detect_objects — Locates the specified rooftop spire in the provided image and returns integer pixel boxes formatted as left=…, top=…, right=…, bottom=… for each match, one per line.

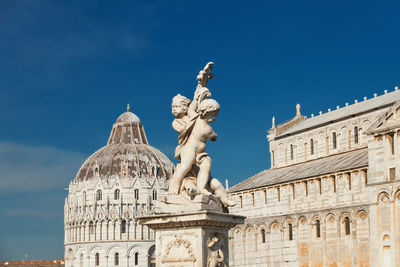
left=127, top=103, right=130, bottom=112
left=296, top=103, right=301, bottom=116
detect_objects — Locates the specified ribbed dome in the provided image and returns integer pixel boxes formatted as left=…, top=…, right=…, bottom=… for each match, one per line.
left=116, top=111, right=141, bottom=123
left=74, top=109, right=172, bottom=182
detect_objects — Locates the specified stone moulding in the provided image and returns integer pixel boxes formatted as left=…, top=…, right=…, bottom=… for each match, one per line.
left=138, top=211, right=245, bottom=230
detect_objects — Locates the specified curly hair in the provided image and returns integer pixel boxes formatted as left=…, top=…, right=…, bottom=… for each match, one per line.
left=199, top=98, right=220, bottom=115
left=172, top=94, right=191, bottom=109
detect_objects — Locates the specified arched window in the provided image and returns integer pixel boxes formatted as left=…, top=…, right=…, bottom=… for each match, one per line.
left=310, top=139, right=314, bottom=155
left=264, top=190, right=267, bottom=204
left=121, top=220, right=126, bottom=234
left=347, top=173, right=352, bottom=190
left=152, top=190, right=157, bottom=200
left=332, top=132, right=337, bottom=149
left=290, top=144, right=294, bottom=160
left=290, top=184, right=295, bottom=199
left=260, top=229, right=266, bottom=243
left=95, top=253, right=99, bottom=266
left=363, top=170, right=368, bottom=185
left=317, top=178, right=322, bottom=194
left=89, top=221, right=94, bottom=235
left=354, top=126, right=359, bottom=144
left=114, top=252, right=119, bottom=266
left=96, top=190, right=102, bottom=201
left=277, top=187, right=280, bottom=201
left=114, top=189, right=120, bottom=200
left=94, top=167, right=99, bottom=178
left=316, top=220, right=321, bottom=238
left=135, top=252, right=139, bottom=265
left=389, top=133, right=395, bottom=155
left=345, top=217, right=351, bottom=235
left=304, top=181, right=308, bottom=196
left=288, top=223, right=293, bottom=240
left=134, top=189, right=139, bottom=200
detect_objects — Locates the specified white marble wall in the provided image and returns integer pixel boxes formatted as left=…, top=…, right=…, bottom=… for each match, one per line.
left=268, top=109, right=384, bottom=169
left=65, top=175, right=164, bottom=267
left=229, top=100, right=400, bottom=266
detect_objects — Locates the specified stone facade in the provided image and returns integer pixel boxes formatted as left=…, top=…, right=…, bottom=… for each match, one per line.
left=64, top=108, right=173, bottom=267
left=229, top=89, right=400, bottom=267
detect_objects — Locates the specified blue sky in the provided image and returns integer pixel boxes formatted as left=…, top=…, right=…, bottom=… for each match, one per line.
left=1, top=0, right=400, bottom=260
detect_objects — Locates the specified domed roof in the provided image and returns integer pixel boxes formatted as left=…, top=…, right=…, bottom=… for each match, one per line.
left=116, top=111, right=141, bottom=123
left=74, top=107, right=173, bottom=182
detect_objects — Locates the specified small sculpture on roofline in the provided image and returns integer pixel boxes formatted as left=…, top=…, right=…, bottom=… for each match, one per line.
left=164, top=62, right=235, bottom=210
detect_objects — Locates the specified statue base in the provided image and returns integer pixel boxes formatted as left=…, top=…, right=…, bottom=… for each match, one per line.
left=138, top=211, right=245, bottom=267
left=154, top=193, right=227, bottom=214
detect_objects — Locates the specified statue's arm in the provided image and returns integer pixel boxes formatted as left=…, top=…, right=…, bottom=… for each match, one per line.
left=172, top=120, right=186, bottom=134
left=188, top=100, right=198, bottom=118
left=209, top=130, right=218, bottom=141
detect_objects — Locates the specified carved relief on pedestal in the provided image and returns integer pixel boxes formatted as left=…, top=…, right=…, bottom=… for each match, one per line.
left=207, top=233, right=227, bottom=267
left=161, top=234, right=196, bottom=266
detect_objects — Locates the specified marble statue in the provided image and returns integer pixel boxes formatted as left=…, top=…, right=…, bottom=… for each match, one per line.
left=168, top=62, right=235, bottom=208
left=139, top=63, right=245, bottom=266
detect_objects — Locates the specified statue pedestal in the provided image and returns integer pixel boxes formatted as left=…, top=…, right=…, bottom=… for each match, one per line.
left=138, top=211, right=245, bottom=267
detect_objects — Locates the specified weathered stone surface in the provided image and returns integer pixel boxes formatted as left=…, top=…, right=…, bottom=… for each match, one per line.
left=139, top=211, right=245, bottom=267
left=155, top=193, right=226, bottom=214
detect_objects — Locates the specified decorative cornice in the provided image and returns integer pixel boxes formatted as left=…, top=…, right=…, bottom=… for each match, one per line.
left=138, top=211, right=245, bottom=230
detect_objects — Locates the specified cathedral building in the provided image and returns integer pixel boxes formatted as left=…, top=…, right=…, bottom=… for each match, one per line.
left=64, top=107, right=173, bottom=267
left=228, top=88, right=400, bottom=267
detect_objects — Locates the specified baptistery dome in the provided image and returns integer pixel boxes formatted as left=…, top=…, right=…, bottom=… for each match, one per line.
left=75, top=109, right=172, bottom=183
left=64, top=107, right=173, bottom=267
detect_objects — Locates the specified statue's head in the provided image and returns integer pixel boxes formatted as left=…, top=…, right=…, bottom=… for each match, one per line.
left=199, top=98, right=220, bottom=123
left=171, top=94, right=190, bottom=118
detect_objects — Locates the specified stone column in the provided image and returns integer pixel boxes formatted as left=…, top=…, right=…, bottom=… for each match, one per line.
left=139, top=211, right=244, bottom=267
left=134, top=220, right=137, bottom=239
left=112, top=220, right=116, bottom=240
left=105, top=255, right=109, bottom=267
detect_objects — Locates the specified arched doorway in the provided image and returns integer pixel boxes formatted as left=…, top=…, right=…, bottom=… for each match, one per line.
left=148, top=245, right=155, bottom=267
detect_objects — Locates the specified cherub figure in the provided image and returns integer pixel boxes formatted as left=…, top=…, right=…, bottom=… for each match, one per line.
left=169, top=93, right=235, bottom=207
left=207, top=233, right=227, bottom=267
left=169, top=95, right=219, bottom=195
